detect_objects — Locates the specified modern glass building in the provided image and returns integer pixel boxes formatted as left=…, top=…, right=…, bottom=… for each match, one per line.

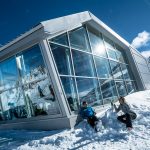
left=0, top=11, right=150, bottom=130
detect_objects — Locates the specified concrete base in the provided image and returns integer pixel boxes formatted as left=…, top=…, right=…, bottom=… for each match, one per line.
left=0, top=117, right=74, bottom=131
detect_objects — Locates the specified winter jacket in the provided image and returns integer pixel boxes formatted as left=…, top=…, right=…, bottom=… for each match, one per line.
left=114, top=103, right=131, bottom=114
left=114, top=102, right=137, bottom=120
left=80, top=106, right=95, bottom=119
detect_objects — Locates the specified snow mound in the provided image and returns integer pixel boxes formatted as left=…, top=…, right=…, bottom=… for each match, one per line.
left=1, top=90, right=150, bottom=150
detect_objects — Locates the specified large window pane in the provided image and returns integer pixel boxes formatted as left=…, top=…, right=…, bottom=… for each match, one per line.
left=72, top=50, right=96, bottom=77
left=0, top=57, right=18, bottom=90
left=16, top=45, right=60, bottom=117
left=76, top=78, right=102, bottom=106
left=50, top=33, right=69, bottom=46
left=104, top=36, right=115, bottom=50
left=69, top=27, right=90, bottom=52
left=115, top=44, right=126, bottom=63
left=61, top=77, right=78, bottom=111
left=126, top=81, right=136, bottom=94
left=16, top=45, right=48, bottom=84
left=0, top=87, right=27, bottom=121
left=115, top=81, right=127, bottom=97
left=94, top=57, right=112, bottom=78
left=115, top=49, right=125, bottom=63
left=88, top=28, right=107, bottom=57
left=100, top=79, right=118, bottom=104
left=120, top=64, right=132, bottom=80
left=107, top=49, right=117, bottom=60
left=23, top=78, right=60, bottom=116
left=51, top=44, right=73, bottom=75
left=110, top=60, right=123, bottom=79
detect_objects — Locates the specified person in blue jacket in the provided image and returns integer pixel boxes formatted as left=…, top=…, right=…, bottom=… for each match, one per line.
left=80, top=101, right=99, bottom=130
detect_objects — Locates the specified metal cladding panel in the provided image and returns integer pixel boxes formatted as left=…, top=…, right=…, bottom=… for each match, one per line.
left=140, top=73, right=150, bottom=89
left=137, top=63, right=150, bottom=74
left=41, top=11, right=91, bottom=34
left=131, top=47, right=150, bottom=89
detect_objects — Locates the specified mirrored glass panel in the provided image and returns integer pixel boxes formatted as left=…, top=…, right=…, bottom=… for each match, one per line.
left=107, top=49, right=117, bottom=60
left=50, top=33, right=69, bottom=46
left=104, top=36, right=115, bottom=50
left=69, top=27, right=90, bottom=52
left=0, top=57, right=18, bottom=91
left=88, top=28, right=107, bottom=57
left=126, top=81, right=136, bottom=94
left=23, top=78, right=60, bottom=116
left=51, top=44, right=73, bottom=75
left=115, top=44, right=126, bottom=63
left=120, top=64, right=131, bottom=80
left=115, top=49, right=125, bottom=63
left=0, top=87, right=27, bottom=120
left=72, top=50, right=96, bottom=77
left=61, top=77, right=78, bottom=111
left=16, top=45, right=60, bottom=116
left=115, top=81, right=127, bottom=96
left=100, top=79, right=118, bottom=103
left=110, top=60, right=123, bottom=79
left=76, top=78, right=102, bottom=106
left=94, top=56, right=112, bottom=78
left=16, top=45, right=48, bottom=84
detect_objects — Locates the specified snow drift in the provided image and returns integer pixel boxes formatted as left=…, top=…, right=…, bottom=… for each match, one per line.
left=0, top=90, right=150, bottom=150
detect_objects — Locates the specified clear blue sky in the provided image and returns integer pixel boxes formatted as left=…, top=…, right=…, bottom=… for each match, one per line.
left=0, top=0, right=150, bottom=52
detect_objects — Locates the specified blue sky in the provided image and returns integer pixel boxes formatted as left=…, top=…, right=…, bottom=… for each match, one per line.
left=0, top=0, right=150, bottom=57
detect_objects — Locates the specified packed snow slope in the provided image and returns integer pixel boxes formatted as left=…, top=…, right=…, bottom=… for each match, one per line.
left=1, top=90, right=150, bottom=150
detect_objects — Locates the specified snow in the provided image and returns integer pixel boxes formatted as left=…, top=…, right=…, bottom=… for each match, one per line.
left=1, top=90, right=150, bottom=150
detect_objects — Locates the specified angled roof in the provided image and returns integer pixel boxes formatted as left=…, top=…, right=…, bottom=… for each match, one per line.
left=0, top=11, right=132, bottom=52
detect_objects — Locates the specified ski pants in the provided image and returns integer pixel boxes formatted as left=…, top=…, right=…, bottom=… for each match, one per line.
left=87, top=115, right=99, bottom=128
left=117, top=113, right=132, bottom=128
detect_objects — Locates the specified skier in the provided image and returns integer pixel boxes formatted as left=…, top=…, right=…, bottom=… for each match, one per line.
left=113, top=96, right=137, bottom=131
left=80, top=101, right=99, bottom=131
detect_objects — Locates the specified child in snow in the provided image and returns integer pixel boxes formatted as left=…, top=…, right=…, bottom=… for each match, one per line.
left=80, top=101, right=99, bottom=131
left=114, top=97, right=136, bottom=131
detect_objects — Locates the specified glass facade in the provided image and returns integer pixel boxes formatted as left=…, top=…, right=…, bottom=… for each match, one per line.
left=49, top=25, right=136, bottom=111
left=0, top=45, right=60, bottom=121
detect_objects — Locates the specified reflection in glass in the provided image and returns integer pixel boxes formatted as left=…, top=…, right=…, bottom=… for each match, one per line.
left=69, top=27, right=90, bottom=52
left=16, top=45, right=47, bottom=84
left=126, top=81, right=135, bottom=94
left=110, top=60, right=123, bottom=79
left=95, top=57, right=112, bottom=78
left=88, top=28, right=107, bottom=57
left=76, top=78, right=102, bottom=106
left=51, top=44, right=73, bottom=75
left=107, top=49, right=117, bottom=60
left=115, top=49, right=125, bottom=63
left=115, top=81, right=127, bottom=96
left=72, top=50, right=95, bottom=77
left=0, top=57, right=18, bottom=90
left=100, top=79, right=118, bottom=103
left=120, top=64, right=131, bottom=80
left=50, top=33, right=69, bottom=46
left=0, top=87, right=27, bottom=120
left=61, top=77, right=78, bottom=111
left=104, top=36, right=115, bottom=49
left=23, top=78, right=60, bottom=116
